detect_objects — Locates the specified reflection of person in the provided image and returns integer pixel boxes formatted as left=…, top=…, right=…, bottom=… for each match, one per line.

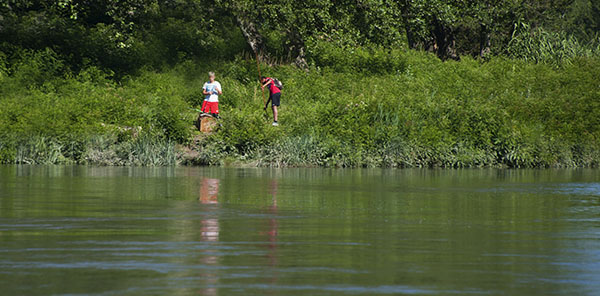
left=201, top=219, right=219, bottom=243
left=266, top=180, right=278, bottom=268
left=200, top=215, right=219, bottom=295
left=199, top=177, right=220, bottom=296
left=199, top=177, right=219, bottom=204
left=268, top=180, right=278, bottom=238
left=201, top=72, right=222, bottom=117
left=199, top=177, right=219, bottom=242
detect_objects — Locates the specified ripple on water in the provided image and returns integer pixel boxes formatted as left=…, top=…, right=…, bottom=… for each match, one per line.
left=555, top=183, right=600, bottom=197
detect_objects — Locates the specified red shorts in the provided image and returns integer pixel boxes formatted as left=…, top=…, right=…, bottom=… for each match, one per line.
left=201, top=101, right=219, bottom=114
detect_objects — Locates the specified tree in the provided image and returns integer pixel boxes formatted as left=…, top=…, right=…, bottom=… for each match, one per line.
left=213, top=0, right=265, bottom=56
left=563, top=0, right=600, bottom=41
left=398, top=0, right=462, bottom=60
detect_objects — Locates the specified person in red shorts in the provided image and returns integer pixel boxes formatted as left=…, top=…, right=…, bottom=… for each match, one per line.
left=261, top=76, right=281, bottom=126
left=202, top=72, right=222, bottom=117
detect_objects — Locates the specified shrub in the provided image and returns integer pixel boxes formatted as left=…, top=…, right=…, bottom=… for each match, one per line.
left=306, top=40, right=407, bottom=74
left=1, top=46, right=599, bottom=168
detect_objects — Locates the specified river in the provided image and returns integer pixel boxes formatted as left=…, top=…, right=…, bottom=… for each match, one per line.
left=0, top=166, right=599, bottom=295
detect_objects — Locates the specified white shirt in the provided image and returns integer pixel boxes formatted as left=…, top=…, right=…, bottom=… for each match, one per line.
left=203, top=81, right=222, bottom=102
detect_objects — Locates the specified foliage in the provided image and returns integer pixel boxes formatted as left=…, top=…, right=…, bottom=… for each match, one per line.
left=1, top=1, right=600, bottom=168
left=2, top=0, right=599, bottom=68
left=507, top=22, right=600, bottom=66
left=306, top=40, right=407, bottom=74
left=1, top=45, right=599, bottom=167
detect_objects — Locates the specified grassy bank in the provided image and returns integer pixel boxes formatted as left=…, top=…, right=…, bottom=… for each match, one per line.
left=1, top=49, right=599, bottom=168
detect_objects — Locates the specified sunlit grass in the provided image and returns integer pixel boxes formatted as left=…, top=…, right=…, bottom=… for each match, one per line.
left=1, top=47, right=599, bottom=168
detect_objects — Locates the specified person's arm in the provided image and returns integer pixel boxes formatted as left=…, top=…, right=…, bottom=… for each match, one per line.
left=262, top=80, right=271, bottom=109
left=202, top=83, right=211, bottom=95
left=261, top=79, right=272, bottom=89
left=215, top=83, right=222, bottom=95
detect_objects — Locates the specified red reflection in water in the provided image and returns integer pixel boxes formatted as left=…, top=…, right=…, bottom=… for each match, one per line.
left=199, top=177, right=220, bottom=296
left=199, top=178, right=219, bottom=205
left=268, top=180, right=279, bottom=249
left=266, top=180, right=279, bottom=290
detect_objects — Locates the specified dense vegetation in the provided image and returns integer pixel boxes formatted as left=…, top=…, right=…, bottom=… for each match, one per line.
left=1, top=0, right=599, bottom=167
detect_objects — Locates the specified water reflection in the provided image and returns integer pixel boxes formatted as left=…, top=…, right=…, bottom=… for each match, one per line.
left=199, top=177, right=220, bottom=296
left=1, top=166, right=600, bottom=295
left=199, top=178, right=220, bottom=205
left=265, top=180, right=279, bottom=281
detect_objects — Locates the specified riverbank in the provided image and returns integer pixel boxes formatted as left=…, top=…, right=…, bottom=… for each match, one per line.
left=1, top=50, right=599, bottom=168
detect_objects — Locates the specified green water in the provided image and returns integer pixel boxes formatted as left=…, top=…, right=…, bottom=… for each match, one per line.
left=0, top=166, right=599, bottom=295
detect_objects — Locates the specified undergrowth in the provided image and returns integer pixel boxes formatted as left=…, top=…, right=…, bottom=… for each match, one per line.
left=1, top=47, right=599, bottom=168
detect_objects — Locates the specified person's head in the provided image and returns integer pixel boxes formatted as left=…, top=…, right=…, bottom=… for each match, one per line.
left=208, top=71, right=216, bottom=82
left=261, top=76, right=267, bottom=83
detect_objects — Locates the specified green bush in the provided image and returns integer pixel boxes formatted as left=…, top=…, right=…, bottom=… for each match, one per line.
left=0, top=45, right=599, bottom=168
left=306, top=40, right=407, bottom=74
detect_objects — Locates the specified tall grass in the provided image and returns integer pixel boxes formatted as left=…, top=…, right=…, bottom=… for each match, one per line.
left=507, top=22, right=600, bottom=66
left=0, top=135, right=177, bottom=166
left=15, top=137, right=67, bottom=165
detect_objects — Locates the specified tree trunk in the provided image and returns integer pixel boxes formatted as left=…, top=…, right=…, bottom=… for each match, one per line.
left=399, top=1, right=419, bottom=50
left=285, top=29, right=309, bottom=71
left=235, top=13, right=265, bottom=56
left=479, top=24, right=491, bottom=58
left=293, top=46, right=309, bottom=71
left=432, top=18, right=459, bottom=60
left=404, top=23, right=418, bottom=49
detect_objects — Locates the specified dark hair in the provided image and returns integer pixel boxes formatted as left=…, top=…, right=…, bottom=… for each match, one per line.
left=260, top=76, right=267, bottom=80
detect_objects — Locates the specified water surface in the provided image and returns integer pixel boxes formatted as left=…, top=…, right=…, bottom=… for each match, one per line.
left=1, top=166, right=599, bottom=295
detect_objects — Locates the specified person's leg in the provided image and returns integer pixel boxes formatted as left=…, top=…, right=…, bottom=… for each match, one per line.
left=271, top=93, right=280, bottom=125
left=210, top=102, right=219, bottom=118
left=201, top=100, right=208, bottom=113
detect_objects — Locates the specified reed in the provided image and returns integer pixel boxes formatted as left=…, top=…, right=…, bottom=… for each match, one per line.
left=507, top=22, right=600, bottom=66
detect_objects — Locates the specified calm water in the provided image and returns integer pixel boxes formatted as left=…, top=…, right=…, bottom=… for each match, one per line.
left=0, top=166, right=599, bottom=296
